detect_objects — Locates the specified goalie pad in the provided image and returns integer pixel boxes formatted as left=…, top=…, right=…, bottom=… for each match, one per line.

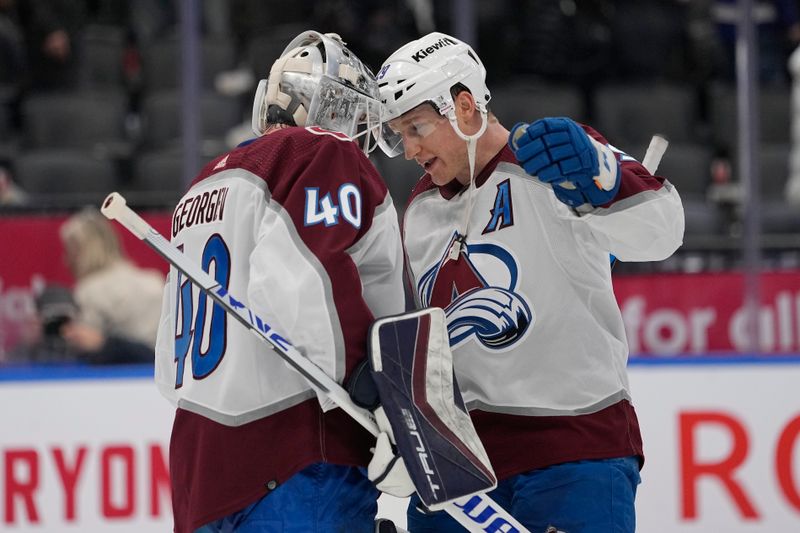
left=368, top=307, right=497, bottom=510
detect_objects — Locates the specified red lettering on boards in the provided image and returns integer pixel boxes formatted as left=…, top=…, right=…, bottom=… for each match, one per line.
left=4, top=449, right=39, bottom=524
left=3, top=443, right=171, bottom=525
left=679, top=411, right=759, bottom=519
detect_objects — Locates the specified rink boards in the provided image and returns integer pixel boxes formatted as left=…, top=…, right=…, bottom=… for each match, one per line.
left=1, top=358, right=799, bottom=532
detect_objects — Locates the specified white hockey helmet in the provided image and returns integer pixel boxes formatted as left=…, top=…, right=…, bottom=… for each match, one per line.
left=376, top=32, right=491, bottom=157
left=251, top=30, right=383, bottom=153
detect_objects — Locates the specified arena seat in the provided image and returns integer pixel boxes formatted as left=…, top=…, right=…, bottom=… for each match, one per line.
left=489, top=79, right=585, bottom=126
left=21, top=91, right=130, bottom=156
left=141, top=37, right=237, bottom=92
left=594, top=82, right=698, bottom=147
left=140, top=90, right=241, bottom=156
left=13, top=149, right=119, bottom=204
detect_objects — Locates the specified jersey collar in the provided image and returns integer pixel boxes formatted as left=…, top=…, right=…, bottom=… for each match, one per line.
left=438, top=145, right=515, bottom=200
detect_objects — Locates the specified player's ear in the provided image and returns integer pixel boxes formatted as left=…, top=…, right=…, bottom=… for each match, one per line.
left=454, top=91, right=475, bottom=118
left=454, top=91, right=480, bottom=135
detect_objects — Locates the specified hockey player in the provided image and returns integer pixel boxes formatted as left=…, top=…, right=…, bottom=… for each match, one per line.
left=371, top=32, right=685, bottom=532
left=154, top=31, right=405, bottom=533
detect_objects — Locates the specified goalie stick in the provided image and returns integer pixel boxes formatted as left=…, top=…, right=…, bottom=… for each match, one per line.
left=642, top=134, right=668, bottom=175
left=100, top=192, right=531, bottom=533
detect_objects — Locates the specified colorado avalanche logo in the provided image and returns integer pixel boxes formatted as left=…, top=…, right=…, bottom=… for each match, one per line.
left=418, top=233, right=534, bottom=350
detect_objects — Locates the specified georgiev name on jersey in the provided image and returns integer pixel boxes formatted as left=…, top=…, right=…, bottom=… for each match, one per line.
left=172, top=186, right=230, bottom=238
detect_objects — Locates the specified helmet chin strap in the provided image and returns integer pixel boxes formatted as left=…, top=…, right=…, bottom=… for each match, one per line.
left=447, top=111, right=488, bottom=261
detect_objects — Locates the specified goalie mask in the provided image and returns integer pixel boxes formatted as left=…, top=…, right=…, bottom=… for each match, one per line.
left=251, top=30, right=383, bottom=154
left=376, top=32, right=491, bottom=157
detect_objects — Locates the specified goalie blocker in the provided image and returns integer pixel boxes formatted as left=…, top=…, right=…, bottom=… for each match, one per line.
left=368, top=307, right=497, bottom=510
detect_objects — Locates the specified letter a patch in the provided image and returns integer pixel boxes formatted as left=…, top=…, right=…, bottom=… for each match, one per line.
left=482, top=179, right=513, bottom=234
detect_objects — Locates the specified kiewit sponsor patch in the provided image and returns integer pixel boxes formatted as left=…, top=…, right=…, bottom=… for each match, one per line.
left=411, top=37, right=458, bottom=62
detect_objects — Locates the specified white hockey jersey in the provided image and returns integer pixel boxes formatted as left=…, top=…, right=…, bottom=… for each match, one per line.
left=154, top=127, right=405, bottom=532
left=402, top=126, right=684, bottom=479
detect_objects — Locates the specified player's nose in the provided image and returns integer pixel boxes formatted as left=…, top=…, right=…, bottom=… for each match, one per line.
left=403, top=137, right=420, bottom=161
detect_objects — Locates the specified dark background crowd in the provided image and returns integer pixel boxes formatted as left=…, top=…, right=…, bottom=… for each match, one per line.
left=0, top=0, right=799, bottom=275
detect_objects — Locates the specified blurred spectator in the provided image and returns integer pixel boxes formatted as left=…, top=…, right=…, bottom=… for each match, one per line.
left=0, top=165, right=28, bottom=206
left=16, top=0, right=87, bottom=91
left=5, top=284, right=152, bottom=365
left=59, top=207, right=164, bottom=349
left=712, top=0, right=800, bottom=83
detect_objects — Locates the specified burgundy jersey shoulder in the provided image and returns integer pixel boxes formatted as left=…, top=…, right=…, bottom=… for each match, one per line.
left=194, top=126, right=389, bottom=245
left=197, top=128, right=384, bottom=186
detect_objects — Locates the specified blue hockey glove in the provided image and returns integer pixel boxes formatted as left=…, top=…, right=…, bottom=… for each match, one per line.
left=508, top=117, right=621, bottom=208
